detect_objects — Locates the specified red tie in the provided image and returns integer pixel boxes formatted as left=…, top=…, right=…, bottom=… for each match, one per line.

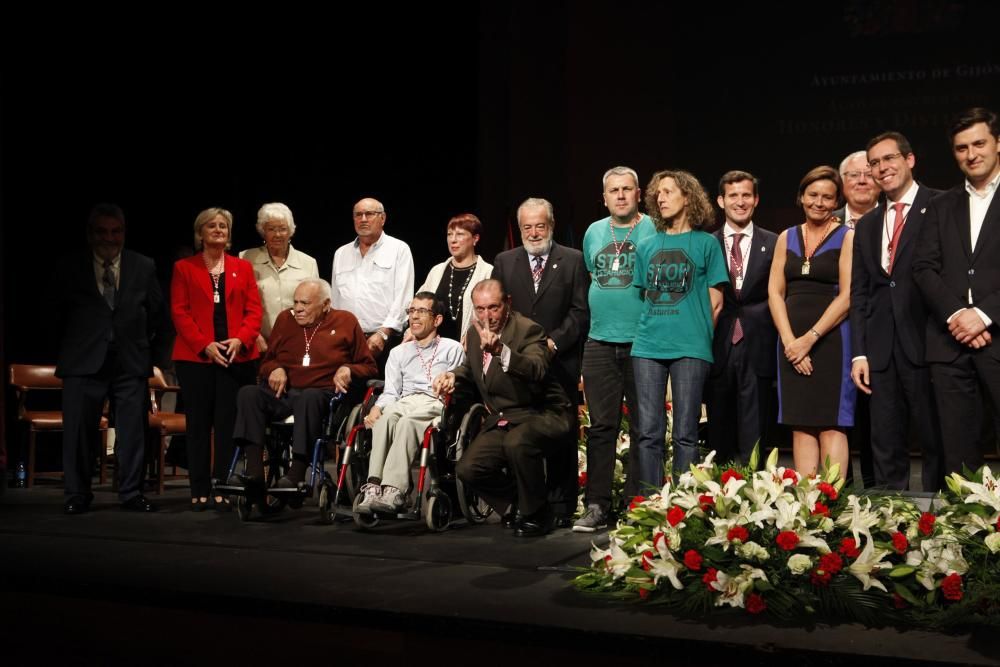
left=887, top=202, right=906, bottom=273
left=730, top=233, right=744, bottom=344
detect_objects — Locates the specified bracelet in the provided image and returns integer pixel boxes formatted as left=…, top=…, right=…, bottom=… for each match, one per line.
left=809, top=328, right=820, bottom=339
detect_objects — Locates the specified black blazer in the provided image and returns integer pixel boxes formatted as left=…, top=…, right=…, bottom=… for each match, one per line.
left=453, top=311, right=570, bottom=431
left=491, top=241, right=589, bottom=396
left=850, top=185, right=939, bottom=370
left=914, top=183, right=1000, bottom=363
left=56, top=249, right=165, bottom=378
left=711, top=227, right=778, bottom=378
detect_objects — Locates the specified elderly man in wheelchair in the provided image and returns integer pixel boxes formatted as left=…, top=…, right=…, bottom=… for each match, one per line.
left=231, top=278, right=377, bottom=494
left=432, top=279, right=573, bottom=538
left=355, top=292, right=466, bottom=514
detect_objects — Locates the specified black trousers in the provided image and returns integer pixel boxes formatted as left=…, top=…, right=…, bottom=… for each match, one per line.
left=706, top=340, right=775, bottom=466
left=62, top=351, right=147, bottom=502
left=175, top=361, right=255, bottom=497
left=456, top=410, right=570, bottom=517
left=233, top=384, right=335, bottom=478
left=930, top=350, right=1000, bottom=477
left=869, top=344, right=943, bottom=491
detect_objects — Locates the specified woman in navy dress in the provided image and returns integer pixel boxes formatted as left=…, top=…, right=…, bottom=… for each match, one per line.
left=768, top=166, right=855, bottom=481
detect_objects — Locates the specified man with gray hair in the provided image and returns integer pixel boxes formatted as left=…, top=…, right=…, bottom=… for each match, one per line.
left=835, top=150, right=879, bottom=229
left=574, top=167, right=655, bottom=532
left=492, top=197, right=589, bottom=528
left=331, top=197, right=415, bottom=368
left=233, top=278, right=378, bottom=488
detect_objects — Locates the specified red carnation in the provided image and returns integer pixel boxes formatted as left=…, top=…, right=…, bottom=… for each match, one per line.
left=641, top=551, right=654, bottom=572
left=653, top=532, right=665, bottom=551
left=891, top=532, right=909, bottom=554
left=638, top=586, right=650, bottom=600
left=629, top=495, right=646, bottom=511
left=812, top=502, right=831, bottom=517
left=782, top=469, right=799, bottom=483
left=667, top=505, right=686, bottom=526
left=810, top=568, right=832, bottom=587
left=746, top=593, right=767, bottom=614
left=893, top=593, right=907, bottom=609
left=698, top=494, right=714, bottom=512
left=727, top=525, right=750, bottom=543
left=776, top=531, right=800, bottom=551
left=838, top=538, right=860, bottom=559
left=702, top=567, right=718, bottom=590
left=683, top=549, right=703, bottom=571
left=918, top=512, right=936, bottom=537
left=577, top=471, right=588, bottom=488
left=941, top=573, right=963, bottom=601
left=817, top=481, right=838, bottom=500
left=720, top=468, right=744, bottom=485
left=818, top=552, right=844, bottom=575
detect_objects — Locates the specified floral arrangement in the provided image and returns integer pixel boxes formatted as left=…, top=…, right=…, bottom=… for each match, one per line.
left=574, top=447, right=1000, bottom=629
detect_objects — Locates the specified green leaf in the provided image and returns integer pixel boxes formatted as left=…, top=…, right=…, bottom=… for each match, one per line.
left=748, top=441, right=761, bottom=471
left=894, top=583, right=922, bottom=606
left=889, top=565, right=916, bottom=578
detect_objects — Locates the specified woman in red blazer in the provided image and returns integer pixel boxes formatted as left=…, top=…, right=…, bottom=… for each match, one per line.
left=171, top=207, right=262, bottom=510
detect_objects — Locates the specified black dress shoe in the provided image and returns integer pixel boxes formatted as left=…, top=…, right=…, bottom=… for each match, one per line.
left=64, top=499, right=90, bottom=515
left=554, top=514, right=573, bottom=529
left=515, top=510, right=553, bottom=538
left=121, top=495, right=158, bottom=512
left=501, top=510, right=519, bottom=529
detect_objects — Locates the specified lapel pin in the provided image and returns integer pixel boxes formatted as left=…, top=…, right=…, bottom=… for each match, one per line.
left=330, top=329, right=336, bottom=335
left=552, top=264, right=558, bottom=269
left=761, top=246, right=766, bottom=252
left=920, top=208, right=926, bottom=214
left=232, top=272, right=237, bottom=277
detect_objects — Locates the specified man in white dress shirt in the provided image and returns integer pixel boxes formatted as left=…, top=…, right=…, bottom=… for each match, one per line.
left=331, top=197, right=415, bottom=370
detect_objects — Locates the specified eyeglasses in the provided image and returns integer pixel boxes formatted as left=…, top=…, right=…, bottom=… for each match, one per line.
left=842, top=170, right=873, bottom=181
left=353, top=210, right=384, bottom=220
left=867, top=153, right=904, bottom=169
left=406, top=307, right=434, bottom=317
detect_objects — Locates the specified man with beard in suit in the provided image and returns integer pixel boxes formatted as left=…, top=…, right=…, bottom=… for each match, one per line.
left=706, top=171, right=778, bottom=466
left=851, top=132, right=943, bottom=491
left=57, top=204, right=164, bottom=514
left=491, top=198, right=589, bottom=527
left=915, top=107, right=1000, bottom=475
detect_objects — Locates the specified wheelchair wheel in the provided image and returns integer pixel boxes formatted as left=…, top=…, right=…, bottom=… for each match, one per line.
left=456, top=477, right=493, bottom=524
left=425, top=493, right=452, bottom=532
left=452, top=403, right=488, bottom=461
left=352, top=490, right=379, bottom=529
left=235, top=495, right=252, bottom=522
left=317, top=479, right=334, bottom=525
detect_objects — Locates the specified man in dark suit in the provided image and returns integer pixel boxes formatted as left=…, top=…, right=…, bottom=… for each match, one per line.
left=914, top=107, right=1000, bottom=475
left=850, top=132, right=943, bottom=491
left=56, top=204, right=164, bottom=514
left=433, top=279, right=572, bottom=537
left=706, top=171, right=778, bottom=465
left=833, top=151, right=880, bottom=489
left=491, top=198, right=589, bottom=526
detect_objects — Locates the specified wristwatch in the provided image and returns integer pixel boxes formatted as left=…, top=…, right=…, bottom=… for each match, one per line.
left=377, top=329, right=389, bottom=341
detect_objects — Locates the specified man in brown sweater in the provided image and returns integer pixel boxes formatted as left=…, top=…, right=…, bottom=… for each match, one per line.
left=233, top=278, right=377, bottom=486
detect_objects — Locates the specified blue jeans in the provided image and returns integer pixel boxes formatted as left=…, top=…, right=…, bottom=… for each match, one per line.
left=632, top=356, right=710, bottom=492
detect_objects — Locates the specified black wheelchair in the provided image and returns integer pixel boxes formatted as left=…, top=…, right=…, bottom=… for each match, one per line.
left=335, top=395, right=494, bottom=531
left=214, top=385, right=378, bottom=523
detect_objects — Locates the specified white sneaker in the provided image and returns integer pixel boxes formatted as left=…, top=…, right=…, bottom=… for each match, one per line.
left=356, top=482, right=382, bottom=514
left=572, top=504, right=608, bottom=533
left=372, top=485, right=406, bottom=513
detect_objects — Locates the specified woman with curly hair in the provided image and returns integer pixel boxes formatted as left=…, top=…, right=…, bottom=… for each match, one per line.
left=630, top=170, right=729, bottom=491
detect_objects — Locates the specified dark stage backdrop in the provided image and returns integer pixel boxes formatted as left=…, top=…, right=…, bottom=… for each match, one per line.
left=2, top=1, right=999, bottom=460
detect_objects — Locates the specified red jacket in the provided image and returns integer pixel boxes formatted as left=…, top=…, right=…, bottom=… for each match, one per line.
left=170, top=253, right=262, bottom=363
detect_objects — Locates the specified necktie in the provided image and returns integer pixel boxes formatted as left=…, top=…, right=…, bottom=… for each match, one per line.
left=847, top=216, right=858, bottom=230
left=730, top=234, right=744, bottom=344
left=532, top=254, right=545, bottom=292
left=887, top=202, right=906, bottom=273
left=102, top=260, right=116, bottom=309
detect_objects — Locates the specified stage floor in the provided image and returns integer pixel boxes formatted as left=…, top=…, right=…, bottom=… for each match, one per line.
left=1, top=481, right=996, bottom=666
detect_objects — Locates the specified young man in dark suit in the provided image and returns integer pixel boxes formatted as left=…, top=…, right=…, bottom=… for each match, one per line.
left=491, top=198, right=589, bottom=527
left=914, top=107, right=1000, bottom=475
left=706, top=171, right=778, bottom=465
left=56, top=204, right=164, bottom=514
left=433, top=279, right=572, bottom=537
left=850, top=132, right=943, bottom=491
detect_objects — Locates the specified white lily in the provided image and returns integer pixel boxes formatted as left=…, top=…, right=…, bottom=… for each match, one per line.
left=711, top=565, right=768, bottom=608
left=835, top=495, right=880, bottom=544
left=592, top=539, right=634, bottom=580
left=647, top=552, right=685, bottom=590
left=954, top=466, right=1000, bottom=512
left=847, top=536, right=890, bottom=592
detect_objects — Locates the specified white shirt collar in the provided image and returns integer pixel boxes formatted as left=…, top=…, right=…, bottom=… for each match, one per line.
left=888, top=180, right=920, bottom=208
left=965, top=169, right=1000, bottom=199
left=723, top=221, right=754, bottom=238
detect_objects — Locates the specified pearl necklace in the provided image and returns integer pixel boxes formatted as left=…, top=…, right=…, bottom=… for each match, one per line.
left=447, top=259, right=476, bottom=320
